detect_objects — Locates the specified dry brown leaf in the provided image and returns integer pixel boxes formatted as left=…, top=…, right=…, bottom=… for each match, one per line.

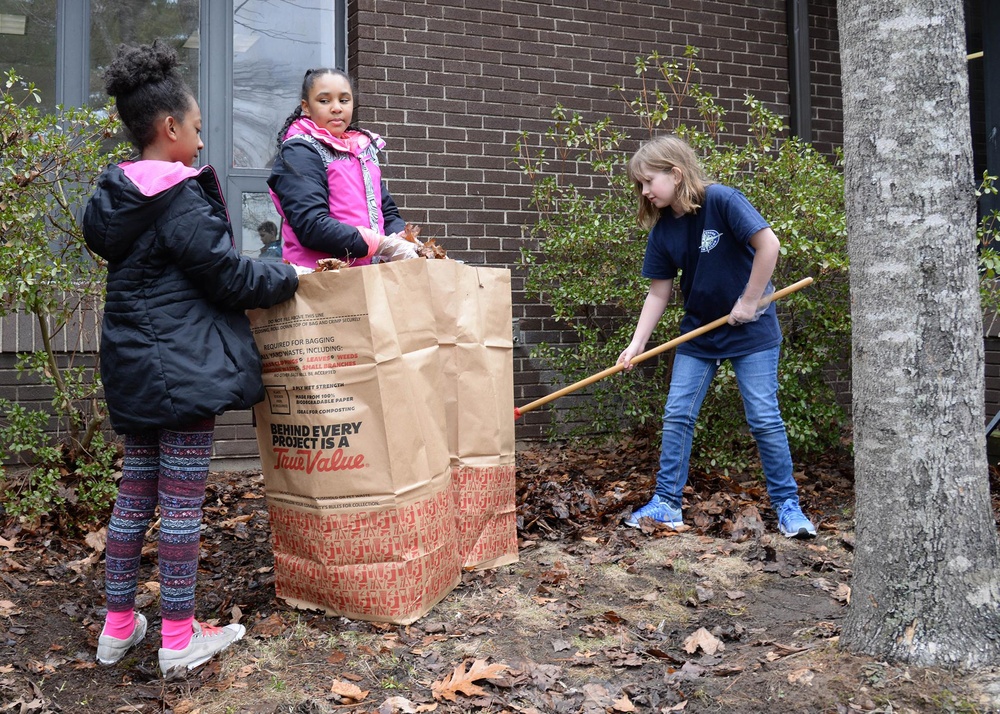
left=171, top=700, right=199, bottom=714
left=84, top=529, right=106, bottom=553
left=682, top=627, right=724, bottom=655
left=253, top=612, right=287, bottom=637
left=401, top=222, right=447, bottom=258
left=612, top=693, right=638, bottom=712
left=236, top=664, right=256, bottom=678
left=0, top=535, right=23, bottom=552
left=331, top=679, right=369, bottom=702
left=0, top=600, right=20, bottom=617
left=314, top=257, right=349, bottom=271
left=380, top=696, right=418, bottom=713
left=431, top=659, right=509, bottom=701
left=66, top=553, right=100, bottom=574
left=219, top=514, right=253, bottom=528
left=788, top=667, right=815, bottom=686
left=834, top=583, right=851, bottom=604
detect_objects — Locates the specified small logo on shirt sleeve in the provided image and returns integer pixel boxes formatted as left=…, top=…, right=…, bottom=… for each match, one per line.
left=700, top=230, right=721, bottom=253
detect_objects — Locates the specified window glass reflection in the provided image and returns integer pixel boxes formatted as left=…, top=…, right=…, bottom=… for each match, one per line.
left=0, top=0, right=56, bottom=111
left=241, top=192, right=284, bottom=261
left=233, top=0, right=339, bottom=169
left=89, top=0, right=200, bottom=108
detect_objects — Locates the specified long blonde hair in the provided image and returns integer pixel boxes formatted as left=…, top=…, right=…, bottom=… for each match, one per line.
left=627, top=135, right=711, bottom=229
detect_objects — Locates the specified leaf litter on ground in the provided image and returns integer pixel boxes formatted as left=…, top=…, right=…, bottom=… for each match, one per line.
left=2, top=436, right=998, bottom=713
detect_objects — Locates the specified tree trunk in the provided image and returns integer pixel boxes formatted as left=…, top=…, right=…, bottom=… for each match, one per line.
left=839, top=0, right=1000, bottom=666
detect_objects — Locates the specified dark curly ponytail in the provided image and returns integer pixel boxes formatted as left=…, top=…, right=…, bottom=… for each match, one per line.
left=275, top=68, right=357, bottom=151
left=104, top=39, right=193, bottom=150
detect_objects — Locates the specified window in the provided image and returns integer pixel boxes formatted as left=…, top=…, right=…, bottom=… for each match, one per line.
left=89, top=0, right=200, bottom=109
left=2, top=0, right=346, bottom=252
left=228, top=0, right=345, bottom=253
left=0, top=0, right=57, bottom=111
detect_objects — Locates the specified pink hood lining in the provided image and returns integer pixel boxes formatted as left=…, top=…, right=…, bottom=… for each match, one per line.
left=120, top=160, right=208, bottom=197
left=285, top=118, right=385, bottom=156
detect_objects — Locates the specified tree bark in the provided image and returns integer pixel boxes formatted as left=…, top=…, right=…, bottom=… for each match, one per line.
left=839, top=0, right=1000, bottom=666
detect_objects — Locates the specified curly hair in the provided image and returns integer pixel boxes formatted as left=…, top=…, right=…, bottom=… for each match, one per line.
left=103, top=39, right=193, bottom=150
left=275, top=68, right=357, bottom=151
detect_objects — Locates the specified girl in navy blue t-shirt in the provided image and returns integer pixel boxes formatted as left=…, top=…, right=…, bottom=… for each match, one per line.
left=616, top=134, right=816, bottom=539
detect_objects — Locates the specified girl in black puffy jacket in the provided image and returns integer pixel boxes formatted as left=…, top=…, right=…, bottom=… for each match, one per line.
left=82, top=40, right=298, bottom=680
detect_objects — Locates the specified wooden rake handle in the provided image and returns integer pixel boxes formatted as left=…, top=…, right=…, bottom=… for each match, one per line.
left=513, top=276, right=814, bottom=419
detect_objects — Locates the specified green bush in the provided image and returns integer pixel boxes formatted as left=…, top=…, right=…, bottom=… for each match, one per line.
left=0, top=69, right=129, bottom=524
left=515, top=49, right=851, bottom=469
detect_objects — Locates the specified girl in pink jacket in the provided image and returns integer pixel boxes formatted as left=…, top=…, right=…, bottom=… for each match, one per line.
left=267, top=68, right=417, bottom=268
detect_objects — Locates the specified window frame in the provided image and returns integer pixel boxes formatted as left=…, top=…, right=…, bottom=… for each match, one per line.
left=46, top=0, right=347, bottom=251
left=201, top=0, right=348, bottom=245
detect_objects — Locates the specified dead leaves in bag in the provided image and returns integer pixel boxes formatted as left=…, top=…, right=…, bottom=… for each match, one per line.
left=311, top=223, right=446, bottom=273
left=401, top=222, right=447, bottom=259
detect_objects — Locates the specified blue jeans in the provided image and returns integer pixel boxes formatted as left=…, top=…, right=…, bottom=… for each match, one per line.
left=654, top=346, right=799, bottom=509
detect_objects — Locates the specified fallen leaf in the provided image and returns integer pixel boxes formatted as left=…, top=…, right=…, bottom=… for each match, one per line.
left=65, top=553, right=99, bottom=574
left=834, top=583, right=851, bottom=604
left=0, top=536, right=23, bottom=552
left=331, top=679, right=369, bottom=702
left=171, top=700, right=199, bottom=714
left=612, top=693, right=637, bottom=711
left=219, top=514, right=253, bottom=528
left=788, top=667, right=815, bottom=686
left=253, top=612, right=287, bottom=637
left=431, top=659, right=509, bottom=701
left=682, top=627, right=724, bottom=655
left=84, top=529, right=106, bottom=553
left=0, top=600, right=20, bottom=617
left=380, top=696, right=418, bottom=713
left=540, top=561, right=571, bottom=584
left=230, top=605, right=243, bottom=624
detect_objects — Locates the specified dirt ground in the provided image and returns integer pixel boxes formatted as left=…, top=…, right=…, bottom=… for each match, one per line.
left=2, top=438, right=999, bottom=714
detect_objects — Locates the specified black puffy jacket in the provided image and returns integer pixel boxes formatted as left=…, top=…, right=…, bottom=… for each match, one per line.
left=83, top=161, right=298, bottom=434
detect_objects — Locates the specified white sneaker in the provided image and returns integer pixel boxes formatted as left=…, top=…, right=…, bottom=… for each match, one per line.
left=158, top=620, right=246, bottom=679
left=96, top=612, right=148, bottom=665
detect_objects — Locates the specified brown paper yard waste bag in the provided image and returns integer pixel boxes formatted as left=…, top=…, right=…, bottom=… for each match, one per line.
left=247, top=259, right=516, bottom=624
left=426, top=260, right=517, bottom=569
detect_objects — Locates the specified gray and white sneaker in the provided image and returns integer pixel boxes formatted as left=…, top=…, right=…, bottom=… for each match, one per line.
left=158, top=620, right=246, bottom=679
left=97, top=612, right=148, bottom=665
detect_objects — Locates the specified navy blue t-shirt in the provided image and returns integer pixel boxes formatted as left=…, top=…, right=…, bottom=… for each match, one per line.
left=641, top=183, right=782, bottom=359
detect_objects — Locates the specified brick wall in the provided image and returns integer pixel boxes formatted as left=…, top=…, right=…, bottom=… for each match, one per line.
left=349, top=0, right=800, bottom=441
left=809, top=0, right=842, bottom=157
